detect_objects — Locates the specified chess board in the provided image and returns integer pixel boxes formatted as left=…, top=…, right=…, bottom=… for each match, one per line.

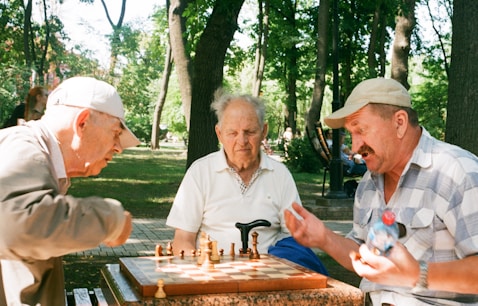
left=119, top=254, right=327, bottom=297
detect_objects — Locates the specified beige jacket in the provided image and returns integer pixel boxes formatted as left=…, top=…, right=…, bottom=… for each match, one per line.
left=0, top=121, right=126, bottom=305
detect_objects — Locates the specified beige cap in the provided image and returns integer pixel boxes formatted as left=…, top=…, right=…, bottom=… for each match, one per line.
left=47, top=77, right=140, bottom=148
left=324, top=78, right=411, bottom=128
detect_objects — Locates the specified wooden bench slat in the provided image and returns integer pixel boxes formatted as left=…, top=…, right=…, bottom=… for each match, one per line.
left=72, top=288, right=92, bottom=306
left=93, top=288, right=111, bottom=306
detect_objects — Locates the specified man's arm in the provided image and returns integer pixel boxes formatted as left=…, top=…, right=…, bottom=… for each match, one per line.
left=171, top=229, right=197, bottom=255
left=428, top=255, right=478, bottom=293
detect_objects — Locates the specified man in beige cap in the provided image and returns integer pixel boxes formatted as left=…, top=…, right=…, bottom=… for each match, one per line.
left=0, top=77, right=140, bottom=305
left=285, top=78, right=478, bottom=305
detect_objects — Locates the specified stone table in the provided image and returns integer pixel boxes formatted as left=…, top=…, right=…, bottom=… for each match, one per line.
left=100, top=263, right=364, bottom=306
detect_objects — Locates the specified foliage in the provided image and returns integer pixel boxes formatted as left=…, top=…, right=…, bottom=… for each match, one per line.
left=410, top=56, right=448, bottom=140
left=116, top=8, right=167, bottom=144
left=283, top=137, right=322, bottom=173
left=0, top=0, right=457, bottom=153
left=0, top=0, right=24, bottom=64
left=0, top=64, right=33, bottom=126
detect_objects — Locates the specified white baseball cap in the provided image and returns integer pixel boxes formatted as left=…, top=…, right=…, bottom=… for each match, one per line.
left=324, top=78, right=411, bottom=129
left=47, top=76, right=140, bottom=148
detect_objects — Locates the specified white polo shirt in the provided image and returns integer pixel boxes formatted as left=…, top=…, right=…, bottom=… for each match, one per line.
left=166, top=149, right=301, bottom=253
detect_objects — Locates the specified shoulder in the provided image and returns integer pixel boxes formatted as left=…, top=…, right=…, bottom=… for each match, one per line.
left=185, top=151, right=229, bottom=178
left=425, top=132, right=478, bottom=169
left=411, top=131, right=478, bottom=189
left=261, top=153, right=295, bottom=180
left=1, top=127, right=45, bottom=162
left=189, top=151, right=222, bottom=168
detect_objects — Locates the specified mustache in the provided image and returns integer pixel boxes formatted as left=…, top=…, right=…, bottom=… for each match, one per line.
left=357, top=145, right=373, bottom=157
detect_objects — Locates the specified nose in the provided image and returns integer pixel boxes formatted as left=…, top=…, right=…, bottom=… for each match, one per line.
left=238, top=132, right=249, bottom=144
left=114, top=138, right=123, bottom=154
left=351, top=134, right=363, bottom=152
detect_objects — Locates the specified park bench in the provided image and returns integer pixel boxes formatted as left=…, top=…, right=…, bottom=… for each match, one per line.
left=65, top=287, right=116, bottom=306
left=306, top=122, right=361, bottom=197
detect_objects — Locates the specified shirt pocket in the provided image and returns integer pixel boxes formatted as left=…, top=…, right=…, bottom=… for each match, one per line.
left=401, top=208, right=437, bottom=258
left=354, top=208, right=373, bottom=241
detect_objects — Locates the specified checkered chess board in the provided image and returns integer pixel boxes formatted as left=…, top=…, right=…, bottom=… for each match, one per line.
left=119, top=254, right=327, bottom=297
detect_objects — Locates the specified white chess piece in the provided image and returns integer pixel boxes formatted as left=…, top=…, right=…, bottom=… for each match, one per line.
left=155, top=279, right=166, bottom=298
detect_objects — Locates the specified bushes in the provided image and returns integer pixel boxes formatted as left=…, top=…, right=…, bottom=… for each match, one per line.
left=283, top=137, right=322, bottom=173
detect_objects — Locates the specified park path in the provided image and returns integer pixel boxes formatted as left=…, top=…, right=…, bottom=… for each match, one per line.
left=72, top=219, right=352, bottom=257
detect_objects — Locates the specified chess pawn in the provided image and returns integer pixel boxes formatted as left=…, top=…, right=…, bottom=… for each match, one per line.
left=155, top=244, right=163, bottom=257
left=166, top=241, right=173, bottom=256
left=197, top=232, right=207, bottom=265
left=210, top=240, right=220, bottom=263
left=155, top=279, right=166, bottom=298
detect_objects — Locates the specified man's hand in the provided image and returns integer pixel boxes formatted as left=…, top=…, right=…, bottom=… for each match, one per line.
left=350, top=242, right=420, bottom=288
left=284, top=202, right=328, bottom=248
left=103, top=211, right=133, bottom=247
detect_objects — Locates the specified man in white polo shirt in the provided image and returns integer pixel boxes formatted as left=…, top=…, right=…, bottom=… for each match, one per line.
left=167, top=90, right=327, bottom=274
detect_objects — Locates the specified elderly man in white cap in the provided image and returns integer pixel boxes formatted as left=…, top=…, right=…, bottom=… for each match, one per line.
left=285, top=78, right=478, bottom=305
left=0, top=77, right=140, bottom=305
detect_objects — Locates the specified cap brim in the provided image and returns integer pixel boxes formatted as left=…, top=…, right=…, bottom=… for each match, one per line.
left=324, top=101, right=369, bottom=129
left=120, top=120, right=141, bottom=148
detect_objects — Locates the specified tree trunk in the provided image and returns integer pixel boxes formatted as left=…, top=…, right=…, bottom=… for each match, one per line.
left=306, top=0, right=330, bottom=154
left=378, top=3, right=387, bottom=77
left=425, top=0, right=450, bottom=78
left=186, top=0, right=245, bottom=169
left=390, top=0, right=416, bottom=89
left=39, top=0, right=50, bottom=79
left=169, top=0, right=192, bottom=131
left=285, top=62, right=297, bottom=134
left=23, top=0, right=33, bottom=67
left=252, top=0, right=270, bottom=97
left=283, top=0, right=298, bottom=134
left=367, top=0, right=383, bottom=78
left=100, top=0, right=127, bottom=78
left=151, top=41, right=173, bottom=150
left=445, top=0, right=478, bottom=154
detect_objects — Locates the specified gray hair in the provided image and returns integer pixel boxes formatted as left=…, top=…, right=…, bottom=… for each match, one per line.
left=210, top=89, right=266, bottom=128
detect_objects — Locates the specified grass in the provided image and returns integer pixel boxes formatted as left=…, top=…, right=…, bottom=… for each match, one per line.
left=63, top=144, right=361, bottom=291
left=68, top=146, right=187, bottom=218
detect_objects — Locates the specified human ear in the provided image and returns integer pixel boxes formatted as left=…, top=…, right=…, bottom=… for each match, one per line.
left=215, top=124, right=222, bottom=142
left=394, top=110, right=408, bottom=139
left=73, top=109, right=91, bottom=137
left=262, top=123, right=269, bottom=139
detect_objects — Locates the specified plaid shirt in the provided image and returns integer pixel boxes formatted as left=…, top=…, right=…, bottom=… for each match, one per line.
left=346, top=128, right=478, bottom=305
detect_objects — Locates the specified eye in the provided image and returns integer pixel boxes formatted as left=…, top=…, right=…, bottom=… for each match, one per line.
left=113, top=128, right=122, bottom=139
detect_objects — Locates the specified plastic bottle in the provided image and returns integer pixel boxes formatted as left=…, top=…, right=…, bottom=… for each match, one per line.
left=366, top=210, right=399, bottom=256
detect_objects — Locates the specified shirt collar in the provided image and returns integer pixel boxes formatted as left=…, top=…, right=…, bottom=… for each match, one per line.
left=408, top=126, right=433, bottom=170
left=215, top=148, right=274, bottom=172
